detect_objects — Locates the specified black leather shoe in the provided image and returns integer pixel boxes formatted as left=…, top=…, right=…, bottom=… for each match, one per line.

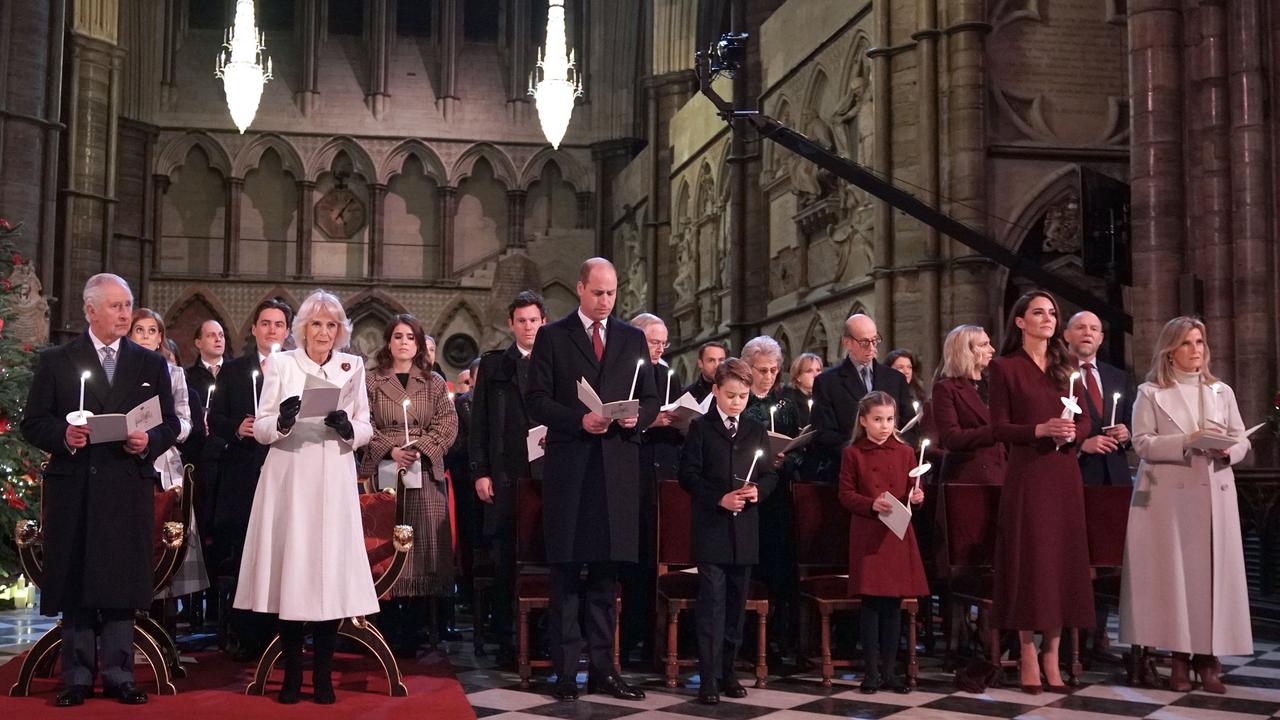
left=55, top=686, right=92, bottom=707
left=277, top=687, right=301, bottom=704
left=313, top=674, right=336, bottom=705
left=722, top=676, right=748, bottom=699
left=587, top=674, right=646, bottom=700
left=699, top=678, right=720, bottom=705
left=550, top=682, right=579, bottom=702
left=860, top=676, right=882, bottom=694
left=103, top=682, right=148, bottom=705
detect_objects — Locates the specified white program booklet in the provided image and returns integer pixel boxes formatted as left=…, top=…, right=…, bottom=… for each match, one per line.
left=767, top=429, right=817, bottom=458
left=878, top=491, right=913, bottom=540
left=527, top=425, right=548, bottom=461
left=299, top=371, right=362, bottom=419
left=660, top=392, right=714, bottom=432
left=1186, top=422, right=1265, bottom=452
left=577, top=378, right=640, bottom=420
left=87, top=395, right=164, bottom=444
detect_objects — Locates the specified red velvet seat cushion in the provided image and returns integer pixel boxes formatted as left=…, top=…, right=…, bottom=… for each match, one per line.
left=1085, top=486, right=1131, bottom=569
left=360, top=491, right=397, bottom=579
left=792, top=483, right=849, bottom=567
left=657, top=481, right=691, bottom=565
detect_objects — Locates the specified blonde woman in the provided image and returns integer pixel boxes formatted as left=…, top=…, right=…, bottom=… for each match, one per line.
left=929, top=325, right=1003, bottom=484
left=235, top=290, right=377, bottom=705
left=1119, top=317, right=1251, bottom=694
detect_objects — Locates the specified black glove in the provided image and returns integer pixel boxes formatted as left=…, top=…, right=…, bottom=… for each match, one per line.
left=324, top=410, right=354, bottom=441
left=277, top=395, right=302, bottom=432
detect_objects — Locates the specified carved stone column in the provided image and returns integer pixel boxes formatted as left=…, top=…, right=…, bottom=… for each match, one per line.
left=368, top=183, right=387, bottom=279
left=366, top=0, right=392, bottom=118
left=592, top=138, right=640, bottom=260
left=297, top=0, right=321, bottom=115
left=868, top=0, right=895, bottom=343
left=507, top=0, right=531, bottom=103
left=296, top=180, right=314, bottom=277
left=506, top=190, right=527, bottom=249
left=438, top=0, right=460, bottom=118
left=437, top=185, right=458, bottom=279
left=914, top=0, right=941, bottom=372
left=644, top=70, right=698, bottom=321
left=223, top=177, right=243, bottom=276
left=1127, top=0, right=1185, bottom=372
left=1226, top=0, right=1273, bottom=433
left=149, top=174, right=169, bottom=287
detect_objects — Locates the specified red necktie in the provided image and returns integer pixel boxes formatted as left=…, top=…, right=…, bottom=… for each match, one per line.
left=591, top=322, right=604, bottom=361
left=1082, top=362, right=1103, bottom=417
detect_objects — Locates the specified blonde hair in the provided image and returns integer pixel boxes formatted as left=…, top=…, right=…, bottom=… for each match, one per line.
left=292, top=290, right=352, bottom=352
left=1147, top=316, right=1218, bottom=387
left=788, top=353, right=822, bottom=385
left=936, top=324, right=987, bottom=381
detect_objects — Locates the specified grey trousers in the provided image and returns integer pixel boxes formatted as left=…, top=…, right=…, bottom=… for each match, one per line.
left=61, top=608, right=135, bottom=689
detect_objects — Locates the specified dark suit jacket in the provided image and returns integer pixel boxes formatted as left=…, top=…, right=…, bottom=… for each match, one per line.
left=929, top=376, right=1006, bottom=484
left=682, top=374, right=714, bottom=403
left=679, top=411, right=777, bottom=565
left=810, top=357, right=915, bottom=482
left=20, top=333, right=180, bottom=614
left=469, top=344, right=540, bottom=535
left=1077, top=360, right=1135, bottom=486
left=206, top=351, right=269, bottom=546
left=526, top=311, right=660, bottom=563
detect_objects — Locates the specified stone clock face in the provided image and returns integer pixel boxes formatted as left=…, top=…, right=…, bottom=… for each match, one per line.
left=315, top=187, right=366, bottom=239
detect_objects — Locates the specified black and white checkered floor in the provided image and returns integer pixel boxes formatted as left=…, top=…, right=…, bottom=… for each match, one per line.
left=6, top=604, right=1280, bottom=718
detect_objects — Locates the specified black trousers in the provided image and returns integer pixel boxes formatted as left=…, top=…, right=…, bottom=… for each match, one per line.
left=486, top=523, right=517, bottom=647
left=548, top=562, right=618, bottom=682
left=696, top=563, right=751, bottom=684
left=859, top=596, right=903, bottom=683
left=61, top=607, right=135, bottom=689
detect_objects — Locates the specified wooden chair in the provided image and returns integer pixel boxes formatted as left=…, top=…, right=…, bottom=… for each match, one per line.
left=9, top=465, right=197, bottom=697
left=939, top=483, right=1007, bottom=675
left=514, top=477, right=622, bottom=688
left=793, top=482, right=918, bottom=687
left=654, top=479, right=769, bottom=688
left=246, top=469, right=414, bottom=697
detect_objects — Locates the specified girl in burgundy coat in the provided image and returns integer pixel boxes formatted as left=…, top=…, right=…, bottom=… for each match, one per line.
left=988, top=290, right=1093, bottom=694
left=839, top=392, right=928, bottom=694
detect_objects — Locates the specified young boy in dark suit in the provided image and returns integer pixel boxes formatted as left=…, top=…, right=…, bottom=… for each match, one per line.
left=679, top=358, right=777, bottom=704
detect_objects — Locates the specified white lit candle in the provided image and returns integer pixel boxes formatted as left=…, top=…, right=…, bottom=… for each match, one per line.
left=401, top=398, right=411, bottom=447
left=918, top=438, right=930, bottom=466
left=78, top=370, right=91, bottom=414
left=251, top=370, right=260, bottom=415
left=1068, top=371, right=1080, bottom=403
left=808, top=398, right=813, bottom=414
left=744, top=448, right=764, bottom=485
left=270, top=342, right=281, bottom=355
left=206, top=384, right=216, bottom=410
left=913, top=400, right=920, bottom=416
left=769, top=405, right=777, bottom=433
left=666, top=369, right=674, bottom=404
left=628, top=358, right=643, bottom=401
left=1109, top=392, right=1121, bottom=427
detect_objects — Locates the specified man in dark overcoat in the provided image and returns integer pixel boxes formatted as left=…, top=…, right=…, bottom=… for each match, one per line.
left=470, top=290, right=546, bottom=662
left=20, top=273, right=180, bottom=706
left=811, top=313, right=916, bottom=482
left=206, top=298, right=291, bottom=660
left=526, top=258, right=659, bottom=702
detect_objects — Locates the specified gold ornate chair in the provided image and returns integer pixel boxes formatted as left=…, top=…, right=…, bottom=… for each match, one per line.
left=245, top=469, right=414, bottom=697
left=8, top=464, right=196, bottom=697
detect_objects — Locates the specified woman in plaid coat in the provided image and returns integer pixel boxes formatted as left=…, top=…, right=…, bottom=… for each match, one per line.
left=357, top=314, right=458, bottom=655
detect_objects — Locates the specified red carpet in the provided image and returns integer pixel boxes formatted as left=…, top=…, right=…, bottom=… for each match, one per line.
left=0, top=648, right=476, bottom=718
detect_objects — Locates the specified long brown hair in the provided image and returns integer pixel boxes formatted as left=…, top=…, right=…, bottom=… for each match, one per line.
left=373, top=314, right=430, bottom=372
left=130, top=308, right=173, bottom=363
left=998, top=290, right=1074, bottom=388
left=852, top=390, right=897, bottom=443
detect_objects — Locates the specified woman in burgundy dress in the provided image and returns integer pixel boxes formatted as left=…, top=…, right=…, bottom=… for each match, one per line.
left=930, top=324, right=1004, bottom=485
left=988, top=291, right=1093, bottom=693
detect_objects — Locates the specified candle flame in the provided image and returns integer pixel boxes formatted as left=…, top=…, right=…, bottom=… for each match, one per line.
left=209, top=384, right=216, bottom=393
left=921, top=438, right=930, bottom=448
left=1070, top=371, right=1081, bottom=381
left=402, top=398, right=411, bottom=407
left=1112, top=392, right=1121, bottom=400
left=252, top=371, right=259, bottom=379
left=913, top=400, right=920, bottom=411
left=270, top=343, right=281, bottom=353
left=80, top=370, right=92, bottom=380
left=755, top=448, right=764, bottom=457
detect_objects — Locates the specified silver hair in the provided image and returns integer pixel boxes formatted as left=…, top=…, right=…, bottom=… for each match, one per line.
left=630, top=313, right=666, bottom=332
left=292, top=290, right=352, bottom=352
left=82, top=273, right=133, bottom=321
left=741, top=335, right=783, bottom=366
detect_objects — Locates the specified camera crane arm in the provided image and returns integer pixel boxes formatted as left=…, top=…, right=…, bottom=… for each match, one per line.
left=695, top=34, right=1132, bottom=332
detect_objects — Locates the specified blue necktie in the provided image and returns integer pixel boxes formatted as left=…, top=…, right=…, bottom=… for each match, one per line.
left=101, top=347, right=116, bottom=385
left=863, top=366, right=873, bottom=392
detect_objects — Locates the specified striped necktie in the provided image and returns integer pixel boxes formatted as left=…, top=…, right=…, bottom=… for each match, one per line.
left=101, top=346, right=116, bottom=385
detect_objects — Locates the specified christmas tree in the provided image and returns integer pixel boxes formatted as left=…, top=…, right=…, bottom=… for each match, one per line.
left=0, top=218, right=45, bottom=581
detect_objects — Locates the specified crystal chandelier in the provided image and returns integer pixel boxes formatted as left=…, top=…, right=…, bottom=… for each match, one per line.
left=216, top=0, right=272, bottom=134
left=528, top=0, right=582, bottom=149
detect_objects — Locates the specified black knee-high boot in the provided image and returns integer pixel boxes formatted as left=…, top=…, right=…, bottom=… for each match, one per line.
left=312, top=620, right=339, bottom=704
left=878, top=599, right=906, bottom=692
left=859, top=601, right=882, bottom=692
left=278, top=621, right=306, bottom=704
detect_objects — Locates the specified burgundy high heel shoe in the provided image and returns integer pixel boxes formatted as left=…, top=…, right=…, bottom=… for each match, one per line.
left=1040, top=651, right=1070, bottom=693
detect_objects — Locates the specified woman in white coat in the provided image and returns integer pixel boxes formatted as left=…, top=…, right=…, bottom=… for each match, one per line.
left=234, top=290, right=378, bottom=705
left=1119, top=316, right=1252, bottom=694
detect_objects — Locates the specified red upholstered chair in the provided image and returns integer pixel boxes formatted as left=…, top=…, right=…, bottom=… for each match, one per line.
left=939, top=483, right=1007, bottom=674
left=247, top=471, right=414, bottom=698
left=793, top=482, right=918, bottom=687
left=1076, top=485, right=1132, bottom=672
left=654, top=480, right=769, bottom=689
left=10, top=465, right=196, bottom=697
left=514, top=477, right=621, bottom=688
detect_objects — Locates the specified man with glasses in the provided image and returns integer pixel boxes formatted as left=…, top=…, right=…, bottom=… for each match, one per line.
left=810, top=313, right=915, bottom=482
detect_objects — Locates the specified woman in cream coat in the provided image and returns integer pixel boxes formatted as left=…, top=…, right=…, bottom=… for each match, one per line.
left=1119, top=316, right=1252, bottom=694
left=234, top=290, right=378, bottom=705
